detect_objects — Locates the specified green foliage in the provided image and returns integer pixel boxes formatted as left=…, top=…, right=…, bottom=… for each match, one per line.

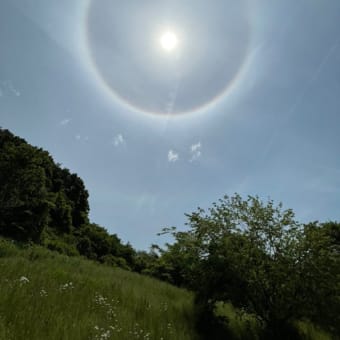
left=0, top=132, right=53, bottom=241
left=320, top=221, right=340, bottom=248
left=53, top=167, right=89, bottom=228
left=0, top=129, right=86, bottom=242
left=0, top=238, right=20, bottom=257
left=159, top=194, right=340, bottom=337
left=50, top=192, right=73, bottom=233
left=77, top=223, right=113, bottom=260
left=74, top=223, right=136, bottom=268
left=44, top=238, right=80, bottom=257
left=300, top=222, right=340, bottom=334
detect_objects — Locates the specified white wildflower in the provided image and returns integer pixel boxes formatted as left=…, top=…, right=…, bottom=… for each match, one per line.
left=40, top=289, right=48, bottom=297
left=19, top=276, right=29, bottom=284
left=59, top=282, right=74, bottom=291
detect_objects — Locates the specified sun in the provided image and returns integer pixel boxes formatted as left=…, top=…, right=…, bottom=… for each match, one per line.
left=160, top=31, right=178, bottom=52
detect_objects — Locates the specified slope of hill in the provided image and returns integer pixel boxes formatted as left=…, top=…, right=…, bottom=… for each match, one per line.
left=0, top=238, right=199, bottom=340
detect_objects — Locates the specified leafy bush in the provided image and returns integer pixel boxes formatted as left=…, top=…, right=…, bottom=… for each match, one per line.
left=45, top=239, right=79, bottom=257
left=0, top=238, right=19, bottom=257
left=160, top=194, right=340, bottom=337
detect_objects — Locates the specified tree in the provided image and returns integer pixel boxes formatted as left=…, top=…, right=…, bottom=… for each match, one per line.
left=50, top=191, right=72, bottom=233
left=161, top=194, right=340, bottom=336
left=300, top=222, right=340, bottom=334
left=53, top=167, right=89, bottom=229
left=320, top=221, right=340, bottom=249
left=0, top=139, right=53, bottom=242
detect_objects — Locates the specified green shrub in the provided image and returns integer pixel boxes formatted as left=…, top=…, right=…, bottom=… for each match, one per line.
left=44, top=238, right=79, bottom=257
left=0, top=238, right=19, bottom=257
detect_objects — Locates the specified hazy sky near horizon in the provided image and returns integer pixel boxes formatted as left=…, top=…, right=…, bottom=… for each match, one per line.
left=1, top=0, right=340, bottom=249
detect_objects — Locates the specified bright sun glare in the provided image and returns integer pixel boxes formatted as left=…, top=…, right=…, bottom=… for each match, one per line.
left=160, top=32, right=178, bottom=51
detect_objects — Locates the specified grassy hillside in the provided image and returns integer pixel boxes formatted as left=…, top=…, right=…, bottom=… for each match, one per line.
left=0, top=238, right=198, bottom=340
left=0, top=238, right=334, bottom=340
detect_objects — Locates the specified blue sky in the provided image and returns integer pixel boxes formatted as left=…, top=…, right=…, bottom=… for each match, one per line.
left=1, top=0, right=340, bottom=249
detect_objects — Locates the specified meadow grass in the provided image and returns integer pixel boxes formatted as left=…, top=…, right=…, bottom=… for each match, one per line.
left=0, top=239, right=334, bottom=340
left=215, top=302, right=333, bottom=340
left=214, top=302, right=261, bottom=339
left=296, top=321, right=333, bottom=340
left=0, top=239, right=199, bottom=340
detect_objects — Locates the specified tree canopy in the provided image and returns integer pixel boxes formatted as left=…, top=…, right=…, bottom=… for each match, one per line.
left=159, top=194, right=340, bottom=336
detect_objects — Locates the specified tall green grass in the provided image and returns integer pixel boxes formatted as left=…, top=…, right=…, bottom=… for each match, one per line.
left=0, top=239, right=199, bottom=340
left=215, top=302, right=333, bottom=340
left=0, top=239, right=334, bottom=339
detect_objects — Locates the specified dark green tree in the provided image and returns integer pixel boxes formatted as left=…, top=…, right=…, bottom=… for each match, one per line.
left=160, top=194, right=340, bottom=336
left=0, top=133, right=54, bottom=241
left=53, top=167, right=89, bottom=229
left=49, top=191, right=73, bottom=233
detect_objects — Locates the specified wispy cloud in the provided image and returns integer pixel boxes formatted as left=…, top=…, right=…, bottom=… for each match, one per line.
left=60, top=118, right=71, bottom=126
left=113, top=134, right=125, bottom=147
left=74, top=135, right=89, bottom=142
left=0, top=80, right=20, bottom=97
left=9, top=83, right=20, bottom=97
left=190, top=142, right=202, bottom=162
left=168, top=150, right=179, bottom=162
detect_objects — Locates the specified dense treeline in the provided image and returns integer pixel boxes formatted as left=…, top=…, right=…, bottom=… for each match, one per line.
left=0, top=128, right=134, bottom=268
